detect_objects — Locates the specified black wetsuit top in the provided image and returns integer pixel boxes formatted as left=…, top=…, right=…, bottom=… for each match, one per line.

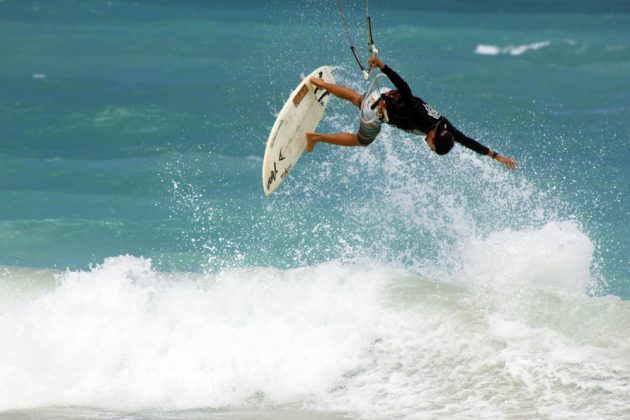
left=381, top=65, right=490, bottom=155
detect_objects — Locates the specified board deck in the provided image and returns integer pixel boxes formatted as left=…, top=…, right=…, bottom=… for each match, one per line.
left=262, top=66, right=335, bottom=195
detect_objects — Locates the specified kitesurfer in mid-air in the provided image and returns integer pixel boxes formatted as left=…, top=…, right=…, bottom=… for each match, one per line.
left=306, top=55, right=517, bottom=170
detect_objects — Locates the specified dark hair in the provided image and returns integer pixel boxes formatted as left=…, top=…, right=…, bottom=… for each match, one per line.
left=434, top=120, right=454, bottom=155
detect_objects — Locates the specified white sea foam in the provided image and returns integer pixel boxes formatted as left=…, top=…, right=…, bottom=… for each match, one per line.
left=459, top=220, right=595, bottom=295
left=475, top=41, right=552, bottom=56
left=1, top=252, right=629, bottom=418
left=0, top=256, right=391, bottom=411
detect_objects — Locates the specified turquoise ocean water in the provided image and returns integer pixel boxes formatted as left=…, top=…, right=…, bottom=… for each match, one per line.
left=1, top=0, right=629, bottom=418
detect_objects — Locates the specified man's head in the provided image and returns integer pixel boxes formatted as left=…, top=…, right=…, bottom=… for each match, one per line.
left=426, top=120, right=454, bottom=155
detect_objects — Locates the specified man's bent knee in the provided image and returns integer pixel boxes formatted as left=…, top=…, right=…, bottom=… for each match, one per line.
left=356, top=133, right=376, bottom=146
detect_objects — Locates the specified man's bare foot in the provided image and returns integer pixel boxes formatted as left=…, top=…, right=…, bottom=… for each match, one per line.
left=306, top=131, right=316, bottom=152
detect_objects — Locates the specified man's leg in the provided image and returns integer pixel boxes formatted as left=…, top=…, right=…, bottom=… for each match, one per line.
left=305, top=78, right=364, bottom=152
left=306, top=132, right=363, bottom=152
left=310, top=77, right=361, bottom=108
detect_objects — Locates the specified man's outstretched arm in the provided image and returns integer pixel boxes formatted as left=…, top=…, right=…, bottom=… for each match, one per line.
left=450, top=125, right=517, bottom=170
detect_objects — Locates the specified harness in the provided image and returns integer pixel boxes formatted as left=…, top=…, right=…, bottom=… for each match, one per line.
left=360, top=74, right=390, bottom=124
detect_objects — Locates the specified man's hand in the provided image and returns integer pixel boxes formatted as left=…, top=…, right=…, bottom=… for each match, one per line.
left=497, top=155, right=517, bottom=170
left=368, top=55, right=385, bottom=69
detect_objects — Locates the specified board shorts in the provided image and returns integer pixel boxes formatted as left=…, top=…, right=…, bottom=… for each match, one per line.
left=357, top=89, right=390, bottom=145
left=357, top=118, right=382, bottom=145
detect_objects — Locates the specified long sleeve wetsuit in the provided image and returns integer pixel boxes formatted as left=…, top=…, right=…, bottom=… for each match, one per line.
left=381, top=65, right=490, bottom=155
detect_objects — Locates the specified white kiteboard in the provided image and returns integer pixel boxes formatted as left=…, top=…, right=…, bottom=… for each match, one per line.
left=262, top=65, right=335, bottom=195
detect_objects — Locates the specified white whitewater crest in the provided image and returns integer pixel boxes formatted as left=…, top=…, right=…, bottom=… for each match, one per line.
left=459, top=220, right=596, bottom=295
left=1, top=243, right=629, bottom=418
left=0, top=256, right=392, bottom=411
left=475, top=41, right=552, bottom=56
